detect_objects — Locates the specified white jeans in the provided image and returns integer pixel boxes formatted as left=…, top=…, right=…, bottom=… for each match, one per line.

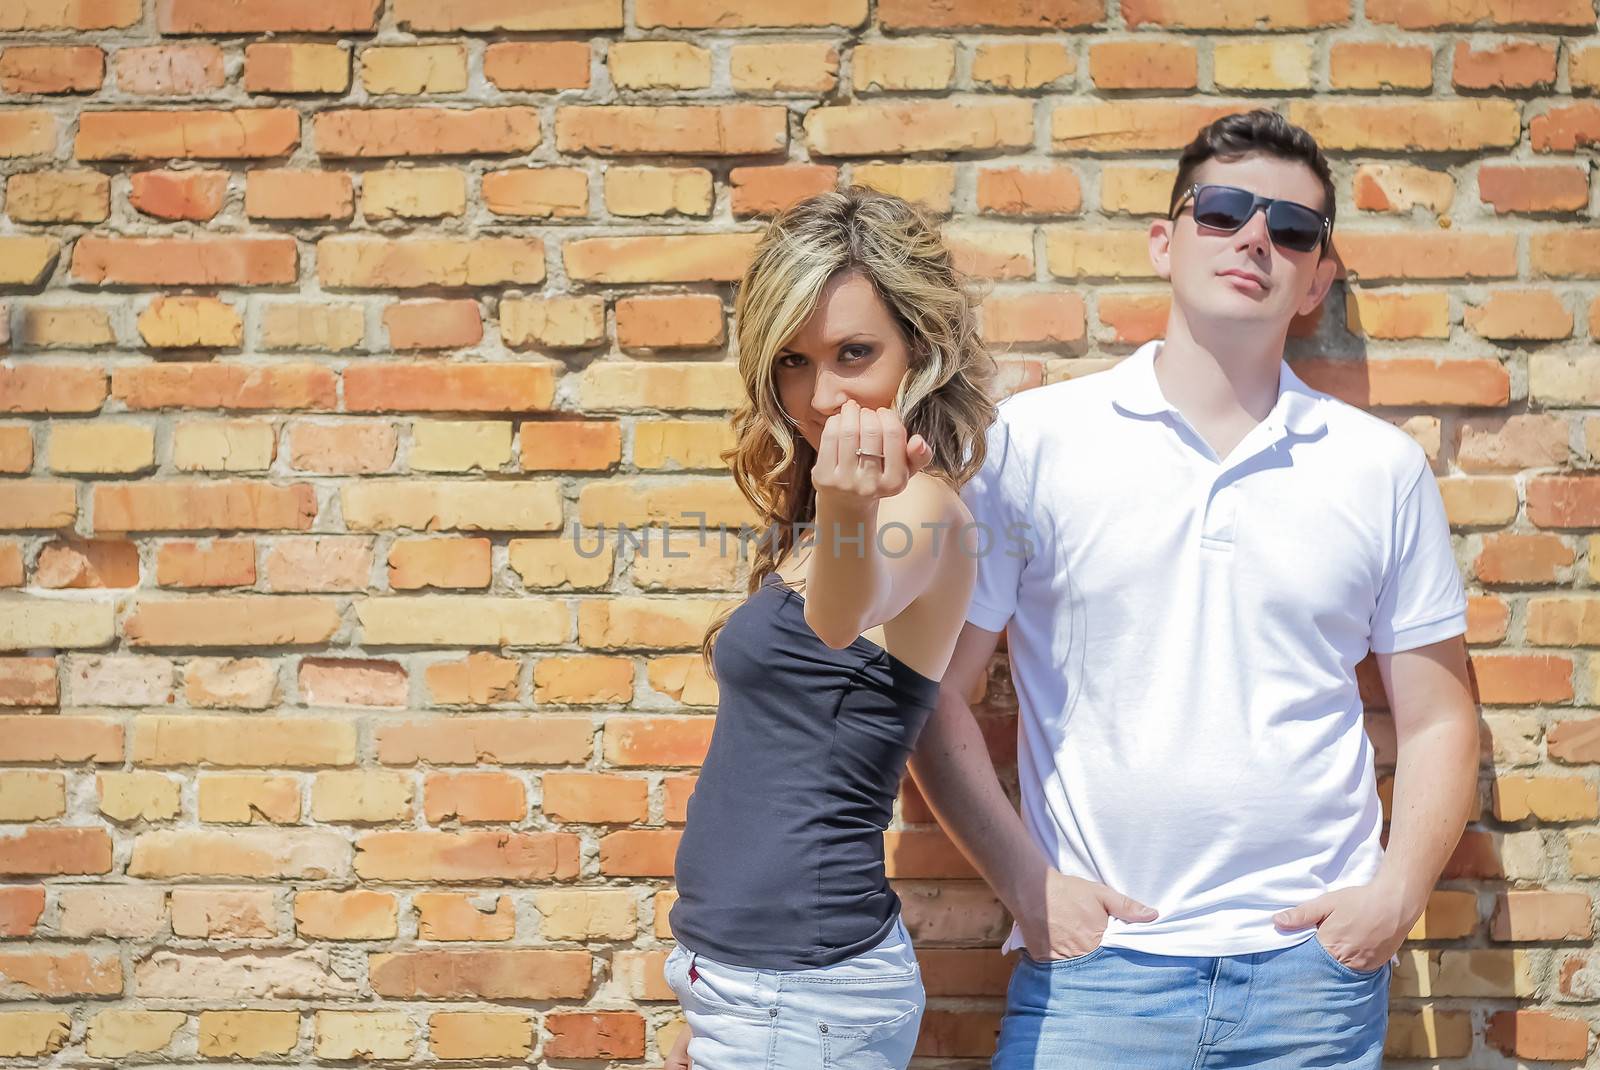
left=664, top=915, right=926, bottom=1070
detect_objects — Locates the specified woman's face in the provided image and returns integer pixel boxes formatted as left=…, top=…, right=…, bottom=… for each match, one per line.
left=773, top=270, right=913, bottom=453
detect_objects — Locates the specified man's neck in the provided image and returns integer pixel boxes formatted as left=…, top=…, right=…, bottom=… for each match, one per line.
left=1152, top=311, right=1290, bottom=459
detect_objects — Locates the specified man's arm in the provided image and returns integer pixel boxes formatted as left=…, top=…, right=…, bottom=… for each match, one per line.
left=1273, top=634, right=1478, bottom=970
left=1373, top=635, right=1479, bottom=921
left=907, top=621, right=1157, bottom=959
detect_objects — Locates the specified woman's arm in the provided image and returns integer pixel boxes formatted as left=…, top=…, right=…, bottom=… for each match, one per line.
left=803, top=399, right=951, bottom=648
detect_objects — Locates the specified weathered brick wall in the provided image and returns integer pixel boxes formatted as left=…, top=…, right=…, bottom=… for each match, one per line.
left=0, top=0, right=1598, bottom=1065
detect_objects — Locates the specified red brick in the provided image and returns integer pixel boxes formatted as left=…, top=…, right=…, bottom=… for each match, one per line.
left=0, top=659, right=57, bottom=708
left=0, top=885, right=45, bottom=935
left=35, top=538, right=140, bottom=588
left=157, top=0, right=381, bottom=31
left=544, top=1012, right=645, bottom=1060
left=92, top=483, right=317, bottom=534
left=1478, top=163, right=1590, bottom=214
left=1490, top=891, right=1593, bottom=942
left=0, top=46, right=104, bottom=94
left=977, top=165, right=1083, bottom=217
left=75, top=110, right=298, bottom=160
left=368, top=949, right=591, bottom=999
left=113, top=44, right=225, bottom=96
left=1529, top=477, right=1600, bottom=528
left=599, top=829, right=680, bottom=876
left=1329, top=42, right=1435, bottom=90
left=128, top=169, right=229, bottom=221
left=72, top=237, right=297, bottom=287
left=1532, top=103, right=1600, bottom=153
left=0, top=828, right=114, bottom=876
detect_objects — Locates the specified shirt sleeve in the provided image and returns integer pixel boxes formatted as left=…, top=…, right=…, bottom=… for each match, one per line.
left=1369, top=459, right=1468, bottom=654
left=958, top=407, right=1032, bottom=633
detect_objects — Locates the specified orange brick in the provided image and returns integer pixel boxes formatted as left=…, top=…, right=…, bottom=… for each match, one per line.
left=383, top=299, right=482, bottom=351
left=1328, top=42, right=1435, bottom=90
left=557, top=105, right=786, bottom=156
left=355, top=830, right=577, bottom=882
left=544, top=1012, right=645, bottom=1060
left=75, top=109, right=298, bottom=160
left=159, top=0, right=382, bottom=31
left=977, top=165, right=1082, bottom=217
left=1089, top=40, right=1197, bottom=90
left=1453, top=40, right=1557, bottom=90
left=1289, top=100, right=1519, bottom=152
left=971, top=40, right=1074, bottom=90
left=729, top=42, right=840, bottom=93
left=1368, top=0, right=1593, bottom=27
left=1487, top=1010, right=1591, bottom=1061
left=1291, top=358, right=1508, bottom=408
left=1494, top=775, right=1598, bottom=821
left=243, top=42, right=351, bottom=94
left=128, top=169, right=229, bottom=221
left=73, top=237, right=297, bottom=287
left=519, top=420, right=621, bottom=472
left=807, top=100, right=1032, bottom=156
left=982, top=292, right=1085, bottom=346
left=245, top=170, right=354, bottom=221
left=615, top=294, right=723, bottom=350
left=111, top=364, right=335, bottom=411
left=343, top=364, right=554, bottom=414
left=0, top=45, right=104, bottom=93
left=637, top=0, right=863, bottom=26
left=1475, top=533, right=1574, bottom=586
left=541, top=773, right=648, bottom=824
left=599, top=829, right=679, bottom=876
left=314, top=107, right=540, bottom=158
left=415, top=892, right=516, bottom=941
left=393, top=0, right=621, bottom=30
left=879, top=0, right=1098, bottom=28
left=603, top=717, right=712, bottom=767
left=483, top=167, right=588, bottom=219
left=729, top=164, right=838, bottom=217
left=1465, top=290, right=1572, bottom=340
left=294, top=889, right=397, bottom=940
left=1532, top=103, right=1600, bottom=153
left=155, top=540, right=257, bottom=588
left=1472, top=653, right=1574, bottom=705
left=113, top=44, right=224, bottom=96
left=1051, top=102, right=1246, bottom=152
left=388, top=538, right=491, bottom=590
left=484, top=42, right=590, bottom=91
left=423, top=772, right=527, bottom=823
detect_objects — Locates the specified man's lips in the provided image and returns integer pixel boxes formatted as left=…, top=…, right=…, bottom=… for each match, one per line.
left=1219, top=269, right=1270, bottom=292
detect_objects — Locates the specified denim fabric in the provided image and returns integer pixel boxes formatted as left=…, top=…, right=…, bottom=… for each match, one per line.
left=993, top=933, right=1391, bottom=1069
left=664, top=915, right=925, bottom=1070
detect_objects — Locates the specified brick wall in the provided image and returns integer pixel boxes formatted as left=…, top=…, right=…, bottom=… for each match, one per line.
left=0, top=0, right=1598, bottom=1065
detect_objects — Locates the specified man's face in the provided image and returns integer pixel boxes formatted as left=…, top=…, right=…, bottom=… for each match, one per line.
left=1151, top=153, right=1337, bottom=330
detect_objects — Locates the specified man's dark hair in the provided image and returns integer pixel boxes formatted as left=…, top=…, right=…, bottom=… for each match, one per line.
left=1169, top=109, right=1336, bottom=232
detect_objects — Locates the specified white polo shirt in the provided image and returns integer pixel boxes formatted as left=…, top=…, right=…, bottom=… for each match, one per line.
left=961, top=339, right=1468, bottom=957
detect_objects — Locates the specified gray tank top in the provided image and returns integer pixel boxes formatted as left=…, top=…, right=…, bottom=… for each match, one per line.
left=668, top=572, right=941, bottom=969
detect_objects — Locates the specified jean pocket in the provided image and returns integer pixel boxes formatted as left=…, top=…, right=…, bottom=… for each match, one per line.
left=1309, top=933, right=1387, bottom=979
left=1020, top=943, right=1109, bottom=970
left=682, top=957, right=781, bottom=1022
left=819, top=1001, right=921, bottom=1070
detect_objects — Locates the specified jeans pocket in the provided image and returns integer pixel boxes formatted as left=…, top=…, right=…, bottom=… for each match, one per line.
left=1020, top=943, right=1109, bottom=970
left=1309, top=933, right=1386, bottom=979
left=682, top=956, right=781, bottom=1022
left=819, top=1001, right=922, bottom=1070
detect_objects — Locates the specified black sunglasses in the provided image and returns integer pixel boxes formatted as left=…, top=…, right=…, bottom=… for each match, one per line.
left=1170, top=183, right=1331, bottom=255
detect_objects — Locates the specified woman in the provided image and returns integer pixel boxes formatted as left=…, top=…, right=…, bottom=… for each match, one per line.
left=662, top=186, right=997, bottom=1069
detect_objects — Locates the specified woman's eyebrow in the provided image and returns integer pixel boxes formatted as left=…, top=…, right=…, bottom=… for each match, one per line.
left=778, top=333, right=878, bottom=355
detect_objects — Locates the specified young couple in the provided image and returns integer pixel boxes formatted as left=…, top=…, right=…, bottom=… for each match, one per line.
left=662, top=109, right=1478, bottom=1070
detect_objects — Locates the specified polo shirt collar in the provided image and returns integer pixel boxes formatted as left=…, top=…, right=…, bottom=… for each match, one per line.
left=1112, top=339, right=1327, bottom=436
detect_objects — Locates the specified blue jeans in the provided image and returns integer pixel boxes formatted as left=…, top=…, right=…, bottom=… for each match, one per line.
left=994, top=934, right=1391, bottom=1069
left=663, top=915, right=925, bottom=1070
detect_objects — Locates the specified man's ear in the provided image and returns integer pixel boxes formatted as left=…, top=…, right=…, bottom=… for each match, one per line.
left=1149, top=218, right=1174, bottom=281
left=1297, top=251, right=1338, bottom=316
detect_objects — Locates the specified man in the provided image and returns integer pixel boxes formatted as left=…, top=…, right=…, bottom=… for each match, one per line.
left=908, top=109, right=1479, bottom=1068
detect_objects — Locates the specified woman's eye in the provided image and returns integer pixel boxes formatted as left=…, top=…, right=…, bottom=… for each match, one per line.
left=842, top=345, right=871, bottom=361
left=777, top=354, right=804, bottom=369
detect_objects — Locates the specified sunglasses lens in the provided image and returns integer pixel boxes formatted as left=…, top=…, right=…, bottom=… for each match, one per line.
left=1191, top=186, right=1253, bottom=231
left=1266, top=203, right=1324, bottom=252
